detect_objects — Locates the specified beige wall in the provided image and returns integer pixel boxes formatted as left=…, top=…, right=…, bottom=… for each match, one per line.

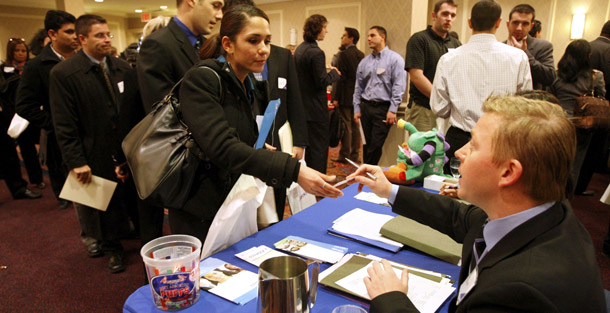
left=0, top=4, right=134, bottom=61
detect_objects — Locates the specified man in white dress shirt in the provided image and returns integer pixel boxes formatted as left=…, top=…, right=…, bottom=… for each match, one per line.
left=430, top=0, right=532, bottom=172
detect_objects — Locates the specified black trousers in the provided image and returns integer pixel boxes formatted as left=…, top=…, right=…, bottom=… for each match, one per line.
left=16, top=126, right=42, bottom=184
left=305, top=120, right=329, bottom=174
left=168, top=209, right=213, bottom=245
left=361, top=100, right=391, bottom=165
left=337, top=104, right=360, bottom=161
left=44, top=133, right=69, bottom=200
left=0, top=131, right=27, bottom=197
left=443, top=126, right=471, bottom=174
left=138, top=199, right=165, bottom=246
left=575, top=129, right=608, bottom=193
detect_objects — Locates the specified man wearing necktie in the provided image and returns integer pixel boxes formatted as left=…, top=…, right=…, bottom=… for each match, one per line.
left=135, top=0, right=223, bottom=251
left=349, top=95, right=606, bottom=312
left=50, top=14, right=137, bottom=274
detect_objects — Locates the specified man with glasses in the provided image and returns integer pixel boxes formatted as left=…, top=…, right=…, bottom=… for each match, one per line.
left=49, top=14, right=136, bottom=273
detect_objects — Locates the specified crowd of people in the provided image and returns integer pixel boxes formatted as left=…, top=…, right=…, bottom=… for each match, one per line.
left=0, top=0, right=609, bottom=311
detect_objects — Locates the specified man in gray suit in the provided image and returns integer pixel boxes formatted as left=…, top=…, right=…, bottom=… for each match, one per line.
left=505, top=4, right=555, bottom=90
left=590, top=20, right=610, bottom=100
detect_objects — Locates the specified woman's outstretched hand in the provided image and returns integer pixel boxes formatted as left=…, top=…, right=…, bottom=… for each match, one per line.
left=297, top=165, right=343, bottom=198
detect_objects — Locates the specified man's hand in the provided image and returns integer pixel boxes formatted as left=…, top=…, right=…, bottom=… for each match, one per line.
left=72, top=165, right=92, bottom=185
left=115, top=164, right=129, bottom=183
left=297, top=165, right=343, bottom=199
left=386, top=111, right=397, bottom=125
left=292, top=146, right=304, bottom=160
left=264, top=143, right=278, bottom=151
left=332, top=100, right=339, bottom=108
left=347, top=164, right=392, bottom=199
left=364, top=259, right=409, bottom=300
left=330, top=66, right=342, bottom=76
left=508, top=36, right=527, bottom=51
left=354, top=112, right=362, bottom=123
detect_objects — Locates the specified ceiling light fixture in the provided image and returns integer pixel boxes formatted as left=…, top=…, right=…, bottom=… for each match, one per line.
left=95, top=0, right=103, bottom=2
left=160, top=6, right=168, bottom=9
left=135, top=9, right=143, bottom=13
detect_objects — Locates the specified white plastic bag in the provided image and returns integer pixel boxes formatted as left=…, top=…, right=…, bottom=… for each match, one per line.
left=7, top=113, right=29, bottom=138
left=287, top=182, right=317, bottom=215
left=257, top=187, right=278, bottom=228
left=201, top=174, right=267, bottom=259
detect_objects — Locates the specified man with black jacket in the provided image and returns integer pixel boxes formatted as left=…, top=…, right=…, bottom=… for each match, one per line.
left=331, top=27, right=364, bottom=163
left=16, top=10, right=78, bottom=209
left=136, top=0, right=223, bottom=246
left=50, top=14, right=135, bottom=273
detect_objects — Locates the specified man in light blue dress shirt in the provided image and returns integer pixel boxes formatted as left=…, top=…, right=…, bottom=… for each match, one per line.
left=349, top=95, right=605, bottom=312
left=353, top=26, right=406, bottom=165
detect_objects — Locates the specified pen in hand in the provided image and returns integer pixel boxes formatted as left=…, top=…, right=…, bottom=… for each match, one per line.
left=345, top=158, right=377, bottom=181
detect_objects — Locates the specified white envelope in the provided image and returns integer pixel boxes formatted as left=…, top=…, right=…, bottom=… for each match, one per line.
left=59, top=172, right=117, bottom=211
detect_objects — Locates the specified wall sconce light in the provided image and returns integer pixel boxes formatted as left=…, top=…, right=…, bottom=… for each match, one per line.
left=571, top=13, right=586, bottom=39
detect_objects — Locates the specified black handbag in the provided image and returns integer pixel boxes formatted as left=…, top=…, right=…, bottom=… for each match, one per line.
left=122, top=66, right=222, bottom=209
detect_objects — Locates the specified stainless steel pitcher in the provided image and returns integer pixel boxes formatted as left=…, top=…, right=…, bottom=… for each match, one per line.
left=257, top=256, right=320, bottom=313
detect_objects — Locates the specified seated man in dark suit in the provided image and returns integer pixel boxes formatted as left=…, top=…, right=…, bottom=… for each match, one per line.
left=349, top=95, right=606, bottom=312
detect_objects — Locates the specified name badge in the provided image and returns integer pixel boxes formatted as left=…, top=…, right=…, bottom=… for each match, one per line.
left=376, top=67, right=386, bottom=75
left=278, top=77, right=287, bottom=89
left=117, top=81, right=124, bottom=93
left=456, top=267, right=478, bottom=305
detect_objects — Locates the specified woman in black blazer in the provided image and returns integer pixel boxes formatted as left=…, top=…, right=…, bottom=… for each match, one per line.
left=169, top=5, right=342, bottom=243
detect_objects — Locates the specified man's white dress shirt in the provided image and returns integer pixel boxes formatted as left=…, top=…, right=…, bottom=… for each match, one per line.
left=430, top=33, right=532, bottom=132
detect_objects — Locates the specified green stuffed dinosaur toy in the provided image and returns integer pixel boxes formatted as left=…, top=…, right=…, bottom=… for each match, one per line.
left=383, top=119, right=451, bottom=184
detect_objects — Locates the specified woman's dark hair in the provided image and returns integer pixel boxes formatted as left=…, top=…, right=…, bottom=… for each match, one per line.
left=529, top=20, right=541, bottom=37
left=199, top=4, right=269, bottom=60
left=5, top=38, right=29, bottom=64
left=303, top=14, right=327, bottom=42
left=557, top=39, right=591, bottom=83
left=29, top=28, right=48, bottom=56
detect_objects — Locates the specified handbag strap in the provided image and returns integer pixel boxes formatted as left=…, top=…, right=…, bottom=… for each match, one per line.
left=588, top=71, right=598, bottom=97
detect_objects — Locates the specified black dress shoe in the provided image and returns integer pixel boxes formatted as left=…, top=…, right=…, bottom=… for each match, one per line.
left=330, top=157, right=348, bottom=163
left=87, top=242, right=103, bottom=258
left=576, top=190, right=595, bottom=196
left=108, top=253, right=126, bottom=273
left=58, top=200, right=71, bottom=210
left=14, top=189, right=42, bottom=199
left=34, top=182, right=46, bottom=189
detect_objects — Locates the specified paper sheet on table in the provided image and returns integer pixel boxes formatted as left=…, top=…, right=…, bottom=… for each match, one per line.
left=59, top=172, right=117, bottom=211
left=335, top=260, right=455, bottom=313
left=354, top=191, right=389, bottom=206
left=332, top=208, right=402, bottom=248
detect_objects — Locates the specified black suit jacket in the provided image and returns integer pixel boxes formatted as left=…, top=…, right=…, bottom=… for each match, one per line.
left=590, top=36, right=610, bottom=100
left=178, top=59, right=299, bottom=220
left=294, top=41, right=340, bottom=122
left=50, top=51, right=134, bottom=180
left=370, top=188, right=606, bottom=313
left=333, top=45, right=364, bottom=107
left=15, top=44, right=61, bottom=131
left=265, top=45, right=308, bottom=148
left=137, top=18, right=199, bottom=113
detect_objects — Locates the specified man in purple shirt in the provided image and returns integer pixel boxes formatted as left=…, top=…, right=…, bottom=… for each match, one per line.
left=353, top=26, right=406, bottom=165
left=349, top=95, right=605, bottom=312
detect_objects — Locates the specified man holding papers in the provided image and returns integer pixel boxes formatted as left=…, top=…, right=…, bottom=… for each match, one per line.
left=349, top=95, right=605, bottom=312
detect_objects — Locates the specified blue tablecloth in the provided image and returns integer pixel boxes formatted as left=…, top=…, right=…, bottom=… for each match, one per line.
left=123, top=183, right=460, bottom=313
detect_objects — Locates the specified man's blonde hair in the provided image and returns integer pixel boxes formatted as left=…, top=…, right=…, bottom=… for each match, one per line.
left=483, top=95, right=575, bottom=202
